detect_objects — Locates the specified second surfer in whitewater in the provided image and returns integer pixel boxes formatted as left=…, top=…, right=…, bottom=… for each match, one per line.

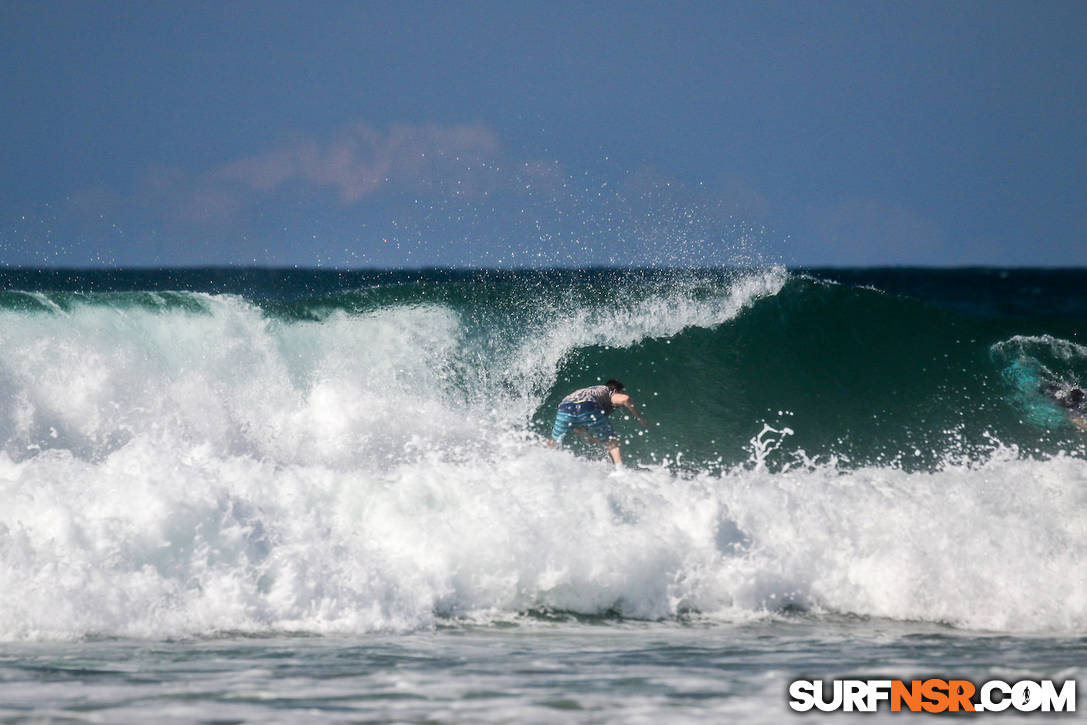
left=546, top=379, right=648, bottom=465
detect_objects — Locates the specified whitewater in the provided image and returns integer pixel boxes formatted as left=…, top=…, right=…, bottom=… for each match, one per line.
left=0, top=266, right=1084, bottom=722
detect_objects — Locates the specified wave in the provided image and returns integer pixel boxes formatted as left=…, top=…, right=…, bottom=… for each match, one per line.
left=0, top=267, right=1085, bottom=639
left=0, top=268, right=790, bottom=464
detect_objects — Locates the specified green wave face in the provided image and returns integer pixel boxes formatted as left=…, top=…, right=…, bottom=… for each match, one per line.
left=547, top=276, right=1087, bottom=469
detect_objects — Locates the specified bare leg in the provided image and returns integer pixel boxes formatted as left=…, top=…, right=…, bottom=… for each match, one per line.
left=565, top=429, right=622, bottom=465
left=605, top=439, right=622, bottom=465
left=573, top=429, right=621, bottom=464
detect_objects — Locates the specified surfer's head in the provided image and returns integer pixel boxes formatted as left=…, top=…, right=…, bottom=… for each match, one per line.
left=605, top=379, right=624, bottom=393
left=1069, top=388, right=1085, bottom=405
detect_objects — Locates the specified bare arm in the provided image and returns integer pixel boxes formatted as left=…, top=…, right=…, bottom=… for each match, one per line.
left=611, top=392, right=649, bottom=428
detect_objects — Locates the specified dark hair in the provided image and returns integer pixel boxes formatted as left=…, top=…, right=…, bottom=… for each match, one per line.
left=1070, top=388, right=1086, bottom=405
left=605, top=379, right=625, bottom=392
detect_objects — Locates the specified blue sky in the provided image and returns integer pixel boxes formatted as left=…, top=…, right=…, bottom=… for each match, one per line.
left=2, top=0, right=1085, bottom=267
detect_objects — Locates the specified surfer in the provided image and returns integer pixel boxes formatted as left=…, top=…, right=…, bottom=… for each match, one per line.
left=1058, top=388, right=1087, bottom=432
left=546, top=379, right=648, bottom=465
left=1044, top=385, right=1087, bottom=432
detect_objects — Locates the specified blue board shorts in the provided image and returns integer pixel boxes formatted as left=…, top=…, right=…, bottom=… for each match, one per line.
left=550, top=401, right=617, bottom=442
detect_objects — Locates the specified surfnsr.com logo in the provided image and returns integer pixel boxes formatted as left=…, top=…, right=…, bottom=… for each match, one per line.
left=789, top=678, right=1076, bottom=713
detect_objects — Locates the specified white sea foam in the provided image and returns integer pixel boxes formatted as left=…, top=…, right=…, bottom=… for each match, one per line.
left=1, top=272, right=1085, bottom=640
left=1, top=436, right=1085, bottom=640
left=992, top=334, right=1087, bottom=362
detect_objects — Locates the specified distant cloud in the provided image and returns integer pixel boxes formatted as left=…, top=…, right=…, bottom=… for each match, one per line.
left=63, top=121, right=511, bottom=251
left=215, top=122, right=504, bottom=203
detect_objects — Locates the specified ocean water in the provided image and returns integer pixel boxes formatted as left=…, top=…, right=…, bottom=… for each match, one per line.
left=0, top=266, right=1084, bottom=722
